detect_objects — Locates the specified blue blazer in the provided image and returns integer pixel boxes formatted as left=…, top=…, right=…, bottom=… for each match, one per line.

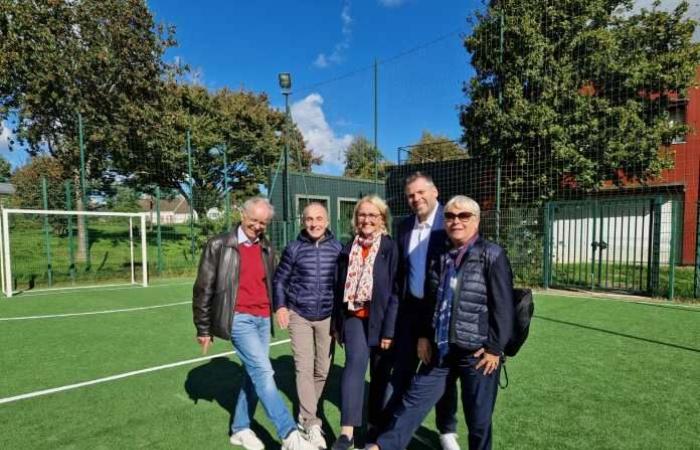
left=332, top=234, right=399, bottom=347
left=396, top=203, right=448, bottom=302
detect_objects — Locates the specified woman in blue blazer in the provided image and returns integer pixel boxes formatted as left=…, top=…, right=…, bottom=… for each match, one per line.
left=331, top=195, right=399, bottom=450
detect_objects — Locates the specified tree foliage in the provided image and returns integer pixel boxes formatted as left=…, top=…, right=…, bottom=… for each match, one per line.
left=0, top=155, right=11, bottom=181
left=461, top=0, right=700, bottom=203
left=343, top=136, right=389, bottom=180
left=0, top=1, right=321, bottom=215
left=122, top=83, right=321, bottom=215
left=10, top=156, right=67, bottom=210
left=0, top=0, right=175, bottom=182
left=406, top=131, right=467, bottom=164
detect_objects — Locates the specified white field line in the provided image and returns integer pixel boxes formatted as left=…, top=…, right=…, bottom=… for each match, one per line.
left=534, top=289, right=700, bottom=310
left=0, top=301, right=190, bottom=321
left=0, top=338, right=291, bottom=405
left=10, top=280, right=193, bottom=299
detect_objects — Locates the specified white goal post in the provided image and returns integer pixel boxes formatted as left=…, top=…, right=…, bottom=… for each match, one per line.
left=0, top=208, right=149, bottom=297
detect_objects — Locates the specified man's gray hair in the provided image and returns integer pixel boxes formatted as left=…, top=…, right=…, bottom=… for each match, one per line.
left=242, top=196, right=275, bottom=218
left=444, top=195, right=480, bottom=218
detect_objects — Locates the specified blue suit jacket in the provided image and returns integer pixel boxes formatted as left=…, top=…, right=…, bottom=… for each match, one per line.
left=332, top=234, right=399, bottom=347
left=397, top=203, right=448, bottom=304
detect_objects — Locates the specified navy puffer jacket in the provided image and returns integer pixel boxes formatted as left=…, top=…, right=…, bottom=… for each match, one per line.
left=273, top=230, right=342, bottom=321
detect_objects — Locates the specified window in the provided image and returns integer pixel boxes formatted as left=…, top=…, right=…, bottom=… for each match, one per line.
left=295, top=195, right=330, bottom=221
left=668, top=102, right=687, bottom=144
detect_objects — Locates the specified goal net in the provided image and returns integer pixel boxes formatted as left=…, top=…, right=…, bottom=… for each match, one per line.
left=0, top=209, right=148, bottom=297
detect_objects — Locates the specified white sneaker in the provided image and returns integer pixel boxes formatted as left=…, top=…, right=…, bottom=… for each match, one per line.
left=230, top=428, right=265, bottom=450
left=439, top=432, right=461, bottom=450
left=306, top=424, right=327, bottom=449
left=282, top=429, right=317, bottom=450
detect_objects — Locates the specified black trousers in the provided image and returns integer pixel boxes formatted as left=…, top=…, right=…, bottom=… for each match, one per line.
left=376, top=345, right=501, bottom=450
left=340, top=316, right=393, bottom=428
left=379, top=303, right=458, bottom=435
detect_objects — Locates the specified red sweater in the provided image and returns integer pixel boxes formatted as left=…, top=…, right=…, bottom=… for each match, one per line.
left=235, top=243, right=270, bottom=317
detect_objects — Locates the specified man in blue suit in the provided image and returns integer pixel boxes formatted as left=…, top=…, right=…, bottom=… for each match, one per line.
left=383, top=172, right=460, bottom=450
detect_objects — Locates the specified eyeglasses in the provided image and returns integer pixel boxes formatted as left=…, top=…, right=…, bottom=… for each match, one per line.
left=357, top=213, right=381, bottom=220
left=444, top=211, right=474, bottom=222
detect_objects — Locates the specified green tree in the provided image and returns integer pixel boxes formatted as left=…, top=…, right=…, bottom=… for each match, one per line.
left=407, top=131, right=467, bottom=164
left=122, top=83, right=321, bottom=217
left=461, top=0, right=700, bottom=204
left=106, top=186, right=141, bottom=213
left=0, top=0, right=176, bottom=257
left=10, top=156, right=66, bottom=210
left=0, top=155, right=11, bottom=181
left=0, top=0, right=175, bottom=171
left=343, top=136, right=389, bottom=179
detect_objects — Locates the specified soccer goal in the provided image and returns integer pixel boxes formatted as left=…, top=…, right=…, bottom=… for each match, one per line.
left=0, top=209, right=149, bottom=297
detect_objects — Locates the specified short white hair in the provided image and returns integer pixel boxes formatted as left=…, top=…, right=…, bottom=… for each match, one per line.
left=444, top=195, right=480, bottom=218
left=242, top=196, right=275, bottom=218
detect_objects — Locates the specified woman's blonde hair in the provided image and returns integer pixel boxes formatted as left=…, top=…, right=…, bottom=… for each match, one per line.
left=351, top=194, right=390, bottom=235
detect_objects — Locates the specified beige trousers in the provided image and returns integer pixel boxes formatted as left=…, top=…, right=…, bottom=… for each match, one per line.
left=288, top=309, right=333, bottom=429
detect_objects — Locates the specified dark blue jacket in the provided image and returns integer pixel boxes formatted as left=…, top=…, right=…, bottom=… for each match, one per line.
left=273, top=230, right=342, bottom=321
left=332, top=234, right=399, bottom=347
left=397, top=204, right=448, bottom=303
left=421, top=236, right=515, bottom=355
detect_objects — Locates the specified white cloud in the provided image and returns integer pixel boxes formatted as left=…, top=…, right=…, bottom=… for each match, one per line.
left=0, top=122, right=11, bottom=151
left=291, top=94, right=353, bottom=167
left=314, top=54, right=329, bottom=68
left=314, top=1, right=353, bottom=68
left=378, top=0, right=407, bottom=7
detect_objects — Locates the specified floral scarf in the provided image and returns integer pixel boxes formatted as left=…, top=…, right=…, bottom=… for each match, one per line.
left=343, top=233, right=381, bottom=311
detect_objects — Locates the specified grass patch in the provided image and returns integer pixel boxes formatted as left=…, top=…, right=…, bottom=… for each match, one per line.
left=1, top=285, right=698, bottom=448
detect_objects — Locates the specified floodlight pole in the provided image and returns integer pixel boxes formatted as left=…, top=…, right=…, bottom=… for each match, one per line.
left=278, top=73, right=293, bottom=244
left=374, top=58, right=379, bottom=191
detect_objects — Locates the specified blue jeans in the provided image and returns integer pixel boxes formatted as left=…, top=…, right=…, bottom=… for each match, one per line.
left=230, top=313, right=296, bottom=440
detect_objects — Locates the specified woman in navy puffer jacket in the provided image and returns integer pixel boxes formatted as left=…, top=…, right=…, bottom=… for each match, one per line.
left=273, top=202, right=342, bottom=449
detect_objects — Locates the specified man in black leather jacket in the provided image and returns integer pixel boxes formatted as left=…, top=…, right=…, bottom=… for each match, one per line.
left=192, top=196, right=315, bottom=450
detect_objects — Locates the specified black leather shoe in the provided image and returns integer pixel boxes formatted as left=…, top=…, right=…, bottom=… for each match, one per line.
left=331, top=434, right=354, bottom=450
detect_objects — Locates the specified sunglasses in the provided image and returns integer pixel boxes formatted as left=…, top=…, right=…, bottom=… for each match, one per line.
left=444, top=211, right=474, bottom=222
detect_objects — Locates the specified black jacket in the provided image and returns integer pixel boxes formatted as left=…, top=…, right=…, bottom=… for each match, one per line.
left=273, top=230, right=342, bottom=321
left=332, top=234, right=400, bottom=347
left=192, top=226, right=276, bottom=340
left=421, top=236, right=514, bottom=355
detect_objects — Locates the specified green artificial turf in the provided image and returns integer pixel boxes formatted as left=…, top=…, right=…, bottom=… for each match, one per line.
left=0, top=286, right=698, bottom=449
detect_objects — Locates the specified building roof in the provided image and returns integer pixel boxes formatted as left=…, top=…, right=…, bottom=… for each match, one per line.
left=0, top=182, right=16, bottom=195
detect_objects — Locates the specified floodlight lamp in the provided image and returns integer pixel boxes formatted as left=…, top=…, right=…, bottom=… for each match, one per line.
left=208, top=146, right=221, bottom=157
left=278, top=72, right=292, bottom=90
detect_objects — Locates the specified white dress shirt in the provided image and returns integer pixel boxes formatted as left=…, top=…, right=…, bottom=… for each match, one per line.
left=237, top=226, right=259, bottom=247
left=407, top=204, right=438, bottom=299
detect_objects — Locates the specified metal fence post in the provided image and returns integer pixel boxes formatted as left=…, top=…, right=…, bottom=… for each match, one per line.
left=648, top=197, right=662, bottom=296
left=156, top=186, right=163, bottom=274
left=42, top=177, right=52, bottom=287
left=695, top=201, right=700, bottom=298
left=543, top=202, right=552, bottom=289
left=667, top=199, right=679, bottom=300
left=65, top=180, right=75, bottom=283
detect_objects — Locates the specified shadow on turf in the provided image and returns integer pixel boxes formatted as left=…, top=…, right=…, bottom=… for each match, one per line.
left=535, top=315, right=700, bottom=353
left=184, top=355, right=441, bottom=449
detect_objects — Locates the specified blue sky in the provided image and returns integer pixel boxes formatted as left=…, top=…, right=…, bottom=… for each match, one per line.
left=4, top=1, right=696, bottom=174
left=145, top=0, right=481, bottom=174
